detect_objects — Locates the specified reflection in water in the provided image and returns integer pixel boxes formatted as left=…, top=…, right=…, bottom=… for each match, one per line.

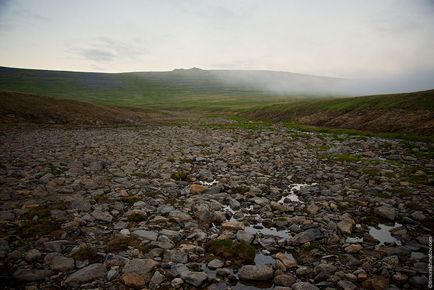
left=368, top=223, right=402, bottom=245
left=245, top=223, right=290, bottom=239
left=278, top=183, right=317, bottom=204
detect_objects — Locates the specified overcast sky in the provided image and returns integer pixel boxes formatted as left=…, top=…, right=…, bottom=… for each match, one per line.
left=0, top=0, right=433, bottom=87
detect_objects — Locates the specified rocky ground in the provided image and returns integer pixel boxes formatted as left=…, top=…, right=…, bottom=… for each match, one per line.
left=0, top=120, right=433, bottom=290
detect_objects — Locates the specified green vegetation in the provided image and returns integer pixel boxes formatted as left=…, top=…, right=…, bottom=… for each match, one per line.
left=48, top=163, right=66, bottom=176
left=107, top=236, right=141, bottom=252
left=127, top=212, right=147, bottom=222
left=73, top=245, right=100, bottom=262
left=1, top=66, right=433, bottom=137
left=208, top=239, right=256, bottom=264
left=18, top=201, right=68, bottom=238
left=120, top=196, right=142, bottom=205
left=171, top=171, right=189, bottom=181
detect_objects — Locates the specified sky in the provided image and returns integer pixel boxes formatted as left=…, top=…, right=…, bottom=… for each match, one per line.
left=0, top=0, right=433, bottom=92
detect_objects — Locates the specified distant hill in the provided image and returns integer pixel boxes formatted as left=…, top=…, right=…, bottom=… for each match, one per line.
left=247, top=89, right=434, bottom=135
left=0, top=66, right=349, bottom=108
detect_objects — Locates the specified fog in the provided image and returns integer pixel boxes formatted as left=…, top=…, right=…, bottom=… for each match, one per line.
left=0, top=0, right=433, bottom=95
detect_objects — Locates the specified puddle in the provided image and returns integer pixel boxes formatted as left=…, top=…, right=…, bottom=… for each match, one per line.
left=278, top=183, right=316, bottom=204
left=245, top=223, right=290, bottom=239
left=368, top=223, right=402, bottom=246
left=200, top=179, right=218, bottom=186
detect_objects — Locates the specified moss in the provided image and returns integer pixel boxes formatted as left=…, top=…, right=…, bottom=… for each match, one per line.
left=232, top=186, right=250, bottom=194
left=94, top=194, right=109, bottom=203
left=208, top=239, right=255, bottom=264
left=48, top=163, right=66, bottom=176
left=132, top=171, right=147, bottom=178
left=127, top=213, right=147, bottom=222
left=121, top=196, right=141, bottom=205
left=171, top=171, right=189, bottom=181
left=18, top=219, right=61, bottom=238
left=18, top=201, right=68, bottom=238
left=107, top=236, right=141, bottom=252
left=73, top=245, right=100, bottom=262
left=302, top=242, right=322, bottom=251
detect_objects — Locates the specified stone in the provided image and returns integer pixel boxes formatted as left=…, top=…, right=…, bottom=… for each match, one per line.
left=171, top=277, right=184, bottom=288
left=191, top=184, right=208, bottom=194
left=50, top=255, right=75, bottom=271
left=13, top=269, right=53, bottom=282
left=149, top=270, right=165, bottom=289
left=121, top=272, right=146, bottom=289
left=371, top=276, right=389, bottom=290
left=338, top=280, right=357, bottom=290
left=274, top=273, right=296, bottom=286
left=91, top=210, right=113, bottom=222
left=24, top=249, right=41, bottom=262
left=291, top=228, right=322, bottom=245
left=291, top=282, right=319, bottom=290
left=207, top=259, right=224, bottom=269
left=123, top=258, right=159, bottom=278
left=180, top=271, right=208, bottom=287
left=64, top=263, right=106, bottom=287
left=169, top=210, right=192, bottom=222
left=132, top=230, right=158, bottom=241
left=222, top=220, right=244, bottom=231
left=344, top=244, right=363, bottom=253
left=337, top=214, right=355, bottom=234
left=374, top=205, right=396, bottom=221
left=238, top=265, right=274, bottom=281
left=275, top=252, right=297, bottom=269
left=237, top=230, right=254, bottom=244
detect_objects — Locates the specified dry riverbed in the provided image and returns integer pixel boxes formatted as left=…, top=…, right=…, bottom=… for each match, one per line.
left=0, top=121, right=433, bottom=289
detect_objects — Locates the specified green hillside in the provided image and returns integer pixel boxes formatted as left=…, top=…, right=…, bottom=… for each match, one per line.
left=0, top=66, right=345, bottom=109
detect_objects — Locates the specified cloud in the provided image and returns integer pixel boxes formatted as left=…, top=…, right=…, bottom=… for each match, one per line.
left=75, top=37, right=147, bottom=65
left=81, top=48, right=115, bottom=62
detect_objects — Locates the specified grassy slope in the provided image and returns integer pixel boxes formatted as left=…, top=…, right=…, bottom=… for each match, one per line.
left=0, top=91, right=167, bottom=125
left=0, top=66, right=335, bottom=109
left=246, top=89, right=434, bottom=135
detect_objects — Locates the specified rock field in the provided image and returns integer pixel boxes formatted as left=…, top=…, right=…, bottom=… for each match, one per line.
left=0, top=122, right=433, bottom=289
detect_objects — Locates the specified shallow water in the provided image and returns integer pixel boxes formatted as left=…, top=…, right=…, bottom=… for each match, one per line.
left=200, top=179, right=219, bottom=186
left=245, top=223, right=290, bottom=239
left=278, top=183, right=317, bottom=204
left=368, top=223, right=402, bottom=245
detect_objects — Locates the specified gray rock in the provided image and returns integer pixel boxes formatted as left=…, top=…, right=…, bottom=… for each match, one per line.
left=91, top=210, right=113, bottom=222
left=291, top=228, right=323, bottom=245
left=237, top=230, right=254, bottom=244
left=0, top=211, right=15, bottom=221
left=291, top=282, right=319, bottom=290
left=338, top=280, right=357, bottom=290
left=13, top=269, right=53, bottom=282
left=24, top=249, right=41, bottom=262
left=64, top=263, right=106, bottom=287
left=180, top=271, right=208, bottom=287
left=149, top=270, right=165, bottom=289
left=337, top=214, right=355, bottom=234
left=238, top=265, right=274, bottom=281
left=274, top=273, right=296, bottom=286
left=132, top=230, right=158, bottom=241
left=123, top=258, right=159, bottom=277
left=374, top=205, right=396, bottom=221
left=171, top=277, right=184, bottom=288
left=207, top=259, right=224, bottom=269
left=169, top=210, right=192, bottom=222
left=50, top=255, right=75, bottom=272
